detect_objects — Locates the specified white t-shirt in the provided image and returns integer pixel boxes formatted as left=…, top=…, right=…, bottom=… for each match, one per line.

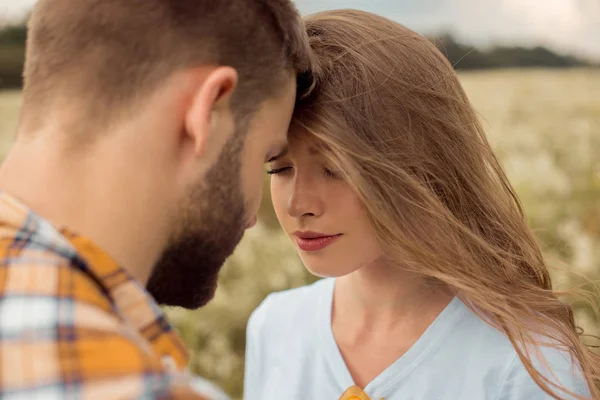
left=191, top=376, right=231, bottom=400
left=244, top=278, right=590, bottom=399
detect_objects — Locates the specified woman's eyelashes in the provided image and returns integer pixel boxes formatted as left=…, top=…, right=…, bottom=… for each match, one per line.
left=322, top=166, right=339, bottom=179
left=267, top=164, right=340, bottom=179
left=266, top=166, right=292, bottom=175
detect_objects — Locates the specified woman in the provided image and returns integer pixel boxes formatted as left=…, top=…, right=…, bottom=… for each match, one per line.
left=244, top=9, right=598, bottom=400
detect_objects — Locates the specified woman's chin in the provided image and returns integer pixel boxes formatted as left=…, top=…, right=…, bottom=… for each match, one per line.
left=301, top=260, right=356, bottom=279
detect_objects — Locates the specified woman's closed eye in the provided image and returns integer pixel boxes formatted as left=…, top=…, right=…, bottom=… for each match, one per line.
left=322, top=166, right=339, bottom=179
left=266, top=166, right=293, bottom=175
left=267, top=164, right=340, bottom=179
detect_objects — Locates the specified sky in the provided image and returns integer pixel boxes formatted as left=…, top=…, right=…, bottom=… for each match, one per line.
left=1, top=0, right=599, bottom=61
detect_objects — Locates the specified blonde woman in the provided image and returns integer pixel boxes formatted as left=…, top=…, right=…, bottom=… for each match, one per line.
left=244, top=9, right=598, bottom=400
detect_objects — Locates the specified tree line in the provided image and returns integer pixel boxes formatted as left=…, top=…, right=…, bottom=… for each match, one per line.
left=0, top=24, right=596, bottom=90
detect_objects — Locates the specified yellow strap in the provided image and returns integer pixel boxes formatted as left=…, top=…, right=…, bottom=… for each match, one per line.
left=338, top=386, right=376, bottom=400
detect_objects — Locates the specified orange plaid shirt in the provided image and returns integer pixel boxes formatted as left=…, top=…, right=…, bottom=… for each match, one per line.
left=0, top=193, right=211, bottom=399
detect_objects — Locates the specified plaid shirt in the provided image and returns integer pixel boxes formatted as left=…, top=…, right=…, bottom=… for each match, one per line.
left=0, top=192, right=215, bottom=399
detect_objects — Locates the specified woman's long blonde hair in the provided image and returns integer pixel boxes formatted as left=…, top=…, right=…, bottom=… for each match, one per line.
left=293, top=9, right=600, bottom=399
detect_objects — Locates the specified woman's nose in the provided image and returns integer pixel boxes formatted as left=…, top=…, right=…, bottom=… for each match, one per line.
left=286, top=173, right=324, bottom=219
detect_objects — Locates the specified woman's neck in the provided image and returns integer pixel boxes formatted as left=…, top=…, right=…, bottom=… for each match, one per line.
left=334, top=260, right=452, bottom=327
left=331, top=260, right=454, bottom=388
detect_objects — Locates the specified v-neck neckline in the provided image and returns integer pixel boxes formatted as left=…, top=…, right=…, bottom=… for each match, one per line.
left=318, top=278, right=468, bottom=399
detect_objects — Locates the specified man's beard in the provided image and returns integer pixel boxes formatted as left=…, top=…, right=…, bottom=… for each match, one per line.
left=146, top=131, right=247, bottom=309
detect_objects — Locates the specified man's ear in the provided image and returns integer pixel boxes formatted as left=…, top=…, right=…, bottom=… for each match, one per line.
left=185, top=66, right=238, bottom=157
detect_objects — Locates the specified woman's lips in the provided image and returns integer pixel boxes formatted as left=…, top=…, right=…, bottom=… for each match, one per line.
left=294, top=232, right=342, bottom=252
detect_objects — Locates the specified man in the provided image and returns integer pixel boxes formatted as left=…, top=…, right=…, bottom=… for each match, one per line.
left=0, top=0, right=312, bottom=398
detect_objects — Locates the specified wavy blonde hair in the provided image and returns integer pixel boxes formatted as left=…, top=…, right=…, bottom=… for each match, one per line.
left=292, top=9, right=600, bottom=399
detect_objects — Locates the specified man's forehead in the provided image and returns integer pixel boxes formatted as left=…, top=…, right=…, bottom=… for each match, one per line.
left=268, top=145, right=289, bottom=162
left=257, top=76, right=296, bottom=118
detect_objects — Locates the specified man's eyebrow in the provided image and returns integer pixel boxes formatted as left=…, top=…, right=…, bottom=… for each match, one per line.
left=267, top=145, right=289, bottom=163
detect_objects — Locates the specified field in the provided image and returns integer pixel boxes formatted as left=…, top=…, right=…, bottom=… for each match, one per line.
left=1, top=69, right=599, bottom=398
left=0, top=89, right=20, bottom=156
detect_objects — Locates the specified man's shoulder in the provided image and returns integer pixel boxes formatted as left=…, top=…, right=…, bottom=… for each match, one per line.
left=0, top=214, right=121, bottom=338
left=0, top=196, right=222, bottom=399
left=0, top=205, right=114, bottom=312
left=0, top=198, right=79, bottom=263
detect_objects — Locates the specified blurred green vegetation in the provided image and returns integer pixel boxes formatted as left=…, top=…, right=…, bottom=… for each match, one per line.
left=0, top=25, right=26, bottom=89
left=429, top=33, right=595, bottom=70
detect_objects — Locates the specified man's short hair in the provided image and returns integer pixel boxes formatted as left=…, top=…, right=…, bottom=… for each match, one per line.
left=22, top=0, right=312, bottom=131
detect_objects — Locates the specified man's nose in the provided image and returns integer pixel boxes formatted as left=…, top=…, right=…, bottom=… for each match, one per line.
left=245, top=215, right=257, bottom=229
